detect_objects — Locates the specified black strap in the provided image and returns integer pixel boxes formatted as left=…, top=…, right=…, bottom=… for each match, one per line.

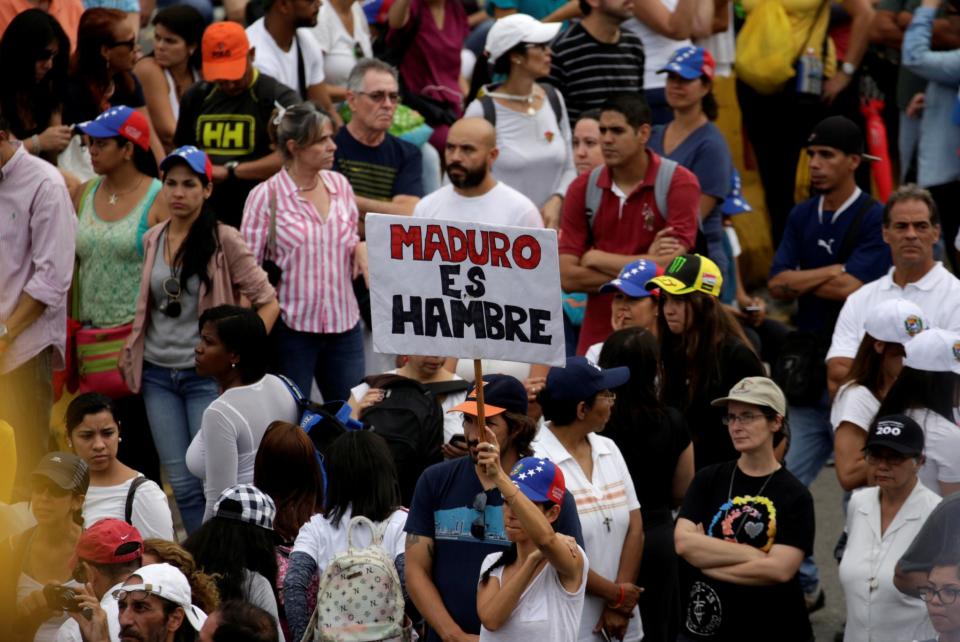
left=543, top=84, right=563, bottom=123
left=295, top=34, right=307, bottom=100
left=837, top=195, right=876, bottom=264
left=480, top=95, right=496, bottom=127
left=125, top=476, right=148, bottom=525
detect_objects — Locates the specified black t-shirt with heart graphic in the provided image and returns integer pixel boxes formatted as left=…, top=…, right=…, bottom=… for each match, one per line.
left=677, top=460, right=815, bottom=641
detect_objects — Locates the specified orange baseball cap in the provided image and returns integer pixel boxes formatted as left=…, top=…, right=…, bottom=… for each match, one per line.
left=202, top=22, right=249, bottom=81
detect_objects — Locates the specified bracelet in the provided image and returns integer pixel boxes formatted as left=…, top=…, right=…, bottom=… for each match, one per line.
left=609, top=584, right=625, bottom=609
left=31, top=135, right=40, bottom=155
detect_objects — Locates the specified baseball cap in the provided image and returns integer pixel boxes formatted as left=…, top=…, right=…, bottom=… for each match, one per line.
left=159, top=146, right=213, bottom=182
left=599, top=259, right=662, bottom=298
left=202, top=21, right=249, bottom=81
left=213, top=484, right=276, bottom=530
left=711, top=376, right=787, bottom=417
left=645, top=254, right=723, bottom=298
left=658, top=45, right=716, bottom=80
left=509, top=457, right=565, bottom=505
left=864, top=414, right=925, bottom=457
left=722, top=169, right=752, bottom=215
left=545, top=356, right=630, bottom=402
left=450, top=374, right=529, bottom=417
left=72, top=519, right=142, bottom=569
left=863, top=299, right=927, bottom=344
left=903, top=327, right=960, bottom=374
left=76, top=106, right=150, bottom=151
left=32, top=452, right=89, bottom=494
left=117, top=563, right=207, bottom=631
left=484, top=14, right=560, bottom=63
left=807, top=115, right=881, bottom=161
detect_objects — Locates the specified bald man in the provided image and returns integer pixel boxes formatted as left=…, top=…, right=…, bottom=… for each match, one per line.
left=412, top=118, right=543, bottom=228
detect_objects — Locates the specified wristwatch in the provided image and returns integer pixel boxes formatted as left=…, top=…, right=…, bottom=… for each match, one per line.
left=224, top=161, right=239, bottom=180
left=841, top=61, right=857, bottom=76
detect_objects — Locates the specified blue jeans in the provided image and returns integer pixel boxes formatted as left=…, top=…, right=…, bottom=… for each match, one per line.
left=141, top=363, right=219, bottom=534
left=785, top=393, right=833, bottom=594
left=273, top=321, right=365, bottom=403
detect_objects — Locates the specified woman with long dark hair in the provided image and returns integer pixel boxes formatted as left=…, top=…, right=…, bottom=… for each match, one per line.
left=284, top=431, right=407, bottom=642
left=876, top=328, right=960, bottom=497
left=598, top=327, right=692, bottom=642
left=0, top=9, right=72, bottom=161
left=187, top=305, right=298, bottom=521
left=649, top=253, right=764, bottom=470
left=832, top=299, right=927, bottom=491
left=119, top=146, right=279, bottom=534
left=134, top=5, right=204, bottom=152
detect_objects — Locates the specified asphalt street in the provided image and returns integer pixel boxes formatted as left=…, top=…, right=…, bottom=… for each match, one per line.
left=809, top=464, right=848, bottom=642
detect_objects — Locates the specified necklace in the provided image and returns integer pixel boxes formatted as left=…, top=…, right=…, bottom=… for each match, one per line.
left=725, top=463, right=779, bottom=540
left=103, top=175, right=144, bottom=205
left=287, top=166, right=320, bottom=192
left=485, top=89, right=538, bottom=115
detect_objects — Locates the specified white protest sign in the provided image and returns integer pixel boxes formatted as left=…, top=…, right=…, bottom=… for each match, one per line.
left=366, top=213, right=565, bottom=367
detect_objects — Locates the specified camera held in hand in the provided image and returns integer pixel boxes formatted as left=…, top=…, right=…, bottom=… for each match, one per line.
left=43, top=585, right=92, bottom=620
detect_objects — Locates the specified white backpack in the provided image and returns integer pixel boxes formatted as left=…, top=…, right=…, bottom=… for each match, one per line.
left=301, top=516, right=408, bottom=642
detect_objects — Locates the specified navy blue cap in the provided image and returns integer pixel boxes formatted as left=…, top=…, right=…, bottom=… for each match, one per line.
left=451, top=373, right=528, bottom=417
left=546, top=356, right=630, bottom=401
left=599, top=259, right=663, bottom=298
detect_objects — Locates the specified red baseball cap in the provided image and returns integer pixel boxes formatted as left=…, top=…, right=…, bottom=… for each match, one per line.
left=71, top=519, right=143, bottom=569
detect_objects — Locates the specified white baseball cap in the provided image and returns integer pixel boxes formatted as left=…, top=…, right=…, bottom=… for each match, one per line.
left=484, top=14, right=560, bottom=63
left=115, top=563, right=207, bottom=631
left=903, top=328, right=960, bottom=374
left=863, top=298, right=927, bottom=344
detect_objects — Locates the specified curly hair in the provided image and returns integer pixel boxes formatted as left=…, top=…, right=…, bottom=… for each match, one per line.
left=142, top=538, right=221, bottom=613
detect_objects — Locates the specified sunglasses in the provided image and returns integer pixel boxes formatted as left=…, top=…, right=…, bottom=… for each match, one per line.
left=110, top=38, right=136, bottom=50
left=32, top=479, right=71, bottom=497
left=470, top=492, right=487, bottom=539
left=358, top=90, right=400, bottom=104
left=158, top=277, right=182, bottom=318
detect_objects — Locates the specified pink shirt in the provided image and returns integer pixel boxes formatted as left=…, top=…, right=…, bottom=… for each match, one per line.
left=0, top=143, right=76, bottom=374
left=242, top=168, right=360, bottom=334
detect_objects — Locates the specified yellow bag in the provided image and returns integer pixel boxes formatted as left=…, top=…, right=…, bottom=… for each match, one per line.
left=735, top=0, right=797, bottom=95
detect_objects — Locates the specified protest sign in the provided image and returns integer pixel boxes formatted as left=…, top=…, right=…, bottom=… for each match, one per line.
left=366, top=214, right=565, bottom=367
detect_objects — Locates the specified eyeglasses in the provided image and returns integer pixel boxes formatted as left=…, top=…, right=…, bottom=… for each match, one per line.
left=36, top=48, right=58, bottom=61
left=864, top=451, right=909, bottom=466
left=597, top=391, right=616, bottom=401
left=721, top=412, right=766, bottom=426
left=919, top=586, right=960, bottom=605
left=110, top=38, right=137, bottom=50
left=524, top=42, right=550, bottom=52
left=158, top=277, right=182, bottom=318
left=112, top=589, right=157, bottom=604
left=357, top=90, right=400, bottom=104
left=470, top=492, right=487, bottom=539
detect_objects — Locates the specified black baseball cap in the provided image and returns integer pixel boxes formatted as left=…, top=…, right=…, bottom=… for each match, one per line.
left=864, top=414, right=925, bottom=457
left=32, top=451, right=90, bottom=494
left=806, top=115, right=880, bottom=161
left=545, top=356, right=630, bottom=402
left=451, top=374, right=529, bottom=417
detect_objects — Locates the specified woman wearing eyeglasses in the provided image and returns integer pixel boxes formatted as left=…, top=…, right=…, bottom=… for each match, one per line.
left=534, top=356, right=644, bottom=642
left=838, top=414, right=940, bottom=642
left=675, top=377, right=814, bottom=642
left=120, top=145, right=279, bottom=534
left=918, top=565, right=960, bottom=642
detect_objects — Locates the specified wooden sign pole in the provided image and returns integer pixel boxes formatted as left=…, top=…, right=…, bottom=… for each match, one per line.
left=473, top=359, right=485, bottom=429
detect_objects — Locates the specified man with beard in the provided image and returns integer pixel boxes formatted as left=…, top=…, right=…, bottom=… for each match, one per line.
left=404, top=375, right=583, bottom=642
left=412, top=118, right=543, bottom=228
left=245, top=0, right=339, bottom=120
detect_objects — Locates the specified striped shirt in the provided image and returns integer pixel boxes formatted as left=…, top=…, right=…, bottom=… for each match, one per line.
left=545, top=22, right=646, bottom=127
left=241, top=168, right=360, bottom=334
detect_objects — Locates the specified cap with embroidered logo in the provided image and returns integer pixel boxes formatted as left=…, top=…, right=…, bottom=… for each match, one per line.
left=160, top=145, right=213, bottom=182
left=863, top=299, right=927, bottom=345
left=903, top=327, right=960, bottom=374
left=202, top=21, right=249, bottom=81
left=864, top=414, right=924, bottom=457
left=711, top=376, right=787, bottom=417
left=71, top=518, right=142, bottom=569
left=76, top=105, right=150, bottom=151
left=658, top=45, right=716, bottom=80
left=32, top=451, right=89, bottom=494
left=509, top=457, right=566, bottom=505
left=646, top=254, right=723, bottom=298
left=599, top=259, right=662, bottom=298
left=722, top=168, right=752, bottom=215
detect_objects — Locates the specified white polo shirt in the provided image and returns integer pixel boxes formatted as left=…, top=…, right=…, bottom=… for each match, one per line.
left=246, top=18, right=325, bottom=95
left=827, top=263, right=960, bottom=361
left=533, top=426, right=643, bottom=642
left=838, top=482, right=940, bottom=642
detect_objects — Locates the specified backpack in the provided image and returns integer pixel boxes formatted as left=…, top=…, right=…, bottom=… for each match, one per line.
left=476, top=84, right=564, bottom=128
left=302, top=516, right=408, bottom=642
left=358, top=375, right=448, bottom=505
left=584, top=157, right=678, bottom=235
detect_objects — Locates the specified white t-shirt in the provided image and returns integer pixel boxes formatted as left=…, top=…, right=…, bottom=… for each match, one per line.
left=533, top=427, right=643, bottom=642
left=351, top=370, right=468, bottom=444
left=310, top=2, right=372, bottom=88
left=907, top=407, right=960, bottom=496
left=830, top=383, right=880, bottom=433
left=623, top=0, right=693, bottom=90
left=56, top=582, right=122, bottom=642
left=838, top=483, right=940, bottom=642
left=412, top=182, right=543, bottom=229
left=83, top=475, right=174, bottom=540
left=827, top=263, right=960, bottom=361
left=478, top=545, right=589, bottom=642
left=463, top=93, right=577, bottom=208
left=186, top=374, right=300, bottom=521
left=292, top=505, right=408, bottom=573
left=246, top=18, right=325, bottom=94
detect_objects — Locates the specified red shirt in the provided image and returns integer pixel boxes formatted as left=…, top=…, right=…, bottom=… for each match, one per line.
left=559, top=148, right=700, bottom=354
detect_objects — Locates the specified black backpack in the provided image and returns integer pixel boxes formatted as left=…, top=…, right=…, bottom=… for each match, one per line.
left=359, top=374, right=449, bottom=505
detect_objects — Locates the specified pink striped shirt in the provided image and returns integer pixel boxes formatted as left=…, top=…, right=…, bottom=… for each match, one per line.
left=242, top=168, right=360, bottom=334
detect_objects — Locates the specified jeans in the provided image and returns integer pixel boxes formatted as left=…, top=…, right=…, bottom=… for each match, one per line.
left=0, top=348, right=52, bottom=501
left=141, top=362, right=219, bottom=534
left=272, top=320, right=365, bottom=403
left=784, top=392, right=833, bottom=595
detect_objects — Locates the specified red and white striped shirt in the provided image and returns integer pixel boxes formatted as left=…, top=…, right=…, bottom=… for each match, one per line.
left=242, top=168, right=360, bottom=334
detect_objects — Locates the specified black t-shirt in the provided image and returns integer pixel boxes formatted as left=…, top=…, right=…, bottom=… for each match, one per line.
left=601, top=406, right=690, bottom=524
left=678, top=461, right=814, bottom=641
left=662, top=337, right=765, bottom=471
left=333, top=127, right=424, bottom=200
left=62, top=73, right=146, bottom=126
left=174, top=70, right=299, bottom=227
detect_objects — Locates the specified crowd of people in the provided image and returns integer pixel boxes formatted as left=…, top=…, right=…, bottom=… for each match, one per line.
left=2, top=0, right=960, bottom=640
